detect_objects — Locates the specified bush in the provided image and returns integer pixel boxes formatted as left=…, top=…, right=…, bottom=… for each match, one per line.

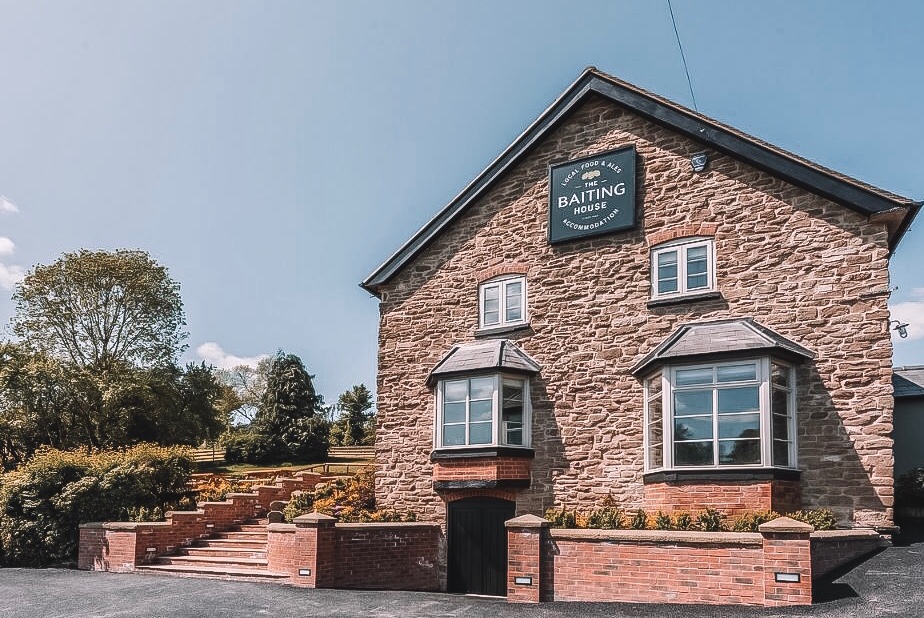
left=194, top=476, right=252, bottom=502
left=0, top=444, right=195, bottom=566
left=630, top=509, right=649, bottom=530
left=732, top=510, right=780, bottom=532
left=222, top=431, right=281, bottom=465
left=786, top=508, right=837, bottom=531
left=282, top=467, right=414, bottom=523
left=696, top=507, right=727, bottom=532
left=896, top=466, right=924, bottom=508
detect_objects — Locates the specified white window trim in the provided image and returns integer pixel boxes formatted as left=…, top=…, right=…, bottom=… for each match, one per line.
left=643, top=357, right=798, bottom=472
left=434, top=373, right=532, bottom=449
left=479, top=275, right=527, bottom=329
left=650, top=237, right=715, bottom=300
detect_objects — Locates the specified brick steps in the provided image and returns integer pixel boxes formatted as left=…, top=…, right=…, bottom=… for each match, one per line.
left=140, top=518, right=284, bottom=583
left=135, top=564, right=288, bottom=583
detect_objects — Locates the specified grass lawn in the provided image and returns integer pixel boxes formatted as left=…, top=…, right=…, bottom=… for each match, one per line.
left=194, top=457, right=372, bottom=477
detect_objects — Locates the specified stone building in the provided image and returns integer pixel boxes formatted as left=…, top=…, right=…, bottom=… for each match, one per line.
left=361, top=68, right=919, bottom=596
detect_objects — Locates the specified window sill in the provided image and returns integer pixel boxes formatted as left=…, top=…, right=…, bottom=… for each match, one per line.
left=647, top=291, right=722, bottom=308
left=474, top=322, right=531, bottom=338
left=430, top=446, right=535, bottom=461
left=643, top=467, right=801, bottom=484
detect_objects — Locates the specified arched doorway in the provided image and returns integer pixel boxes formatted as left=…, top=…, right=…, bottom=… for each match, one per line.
left=447, top=497, right=515, bottom=596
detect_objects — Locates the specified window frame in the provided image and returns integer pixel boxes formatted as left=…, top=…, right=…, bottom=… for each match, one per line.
left=643, top=357, right=797, bottom=472
left=479, top=275, right=527, bottom=330
left=434, top=373, right=532, bottom=450
left=650, top=237, right=716, bottom=300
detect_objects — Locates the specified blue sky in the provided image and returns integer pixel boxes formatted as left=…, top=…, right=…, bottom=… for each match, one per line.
left=0, top=1, right=922, bottom=404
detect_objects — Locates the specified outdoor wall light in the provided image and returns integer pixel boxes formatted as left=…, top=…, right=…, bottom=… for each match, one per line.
left=514, top=576, right=533, bottom=585
left=889, top=319, right=910, bottom=339
left=690, top=152, right=708, bottom=172
left=298, top=568, right=312, bottom=577
left=774, top=572, right=800, bottom=583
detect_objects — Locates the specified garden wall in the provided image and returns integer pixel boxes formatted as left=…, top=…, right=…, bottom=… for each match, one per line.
left=79, top=474, right=323, bottom=572
left=505, top=515, right=886, bottom=606
left=266, top=513, right=441, bottom=591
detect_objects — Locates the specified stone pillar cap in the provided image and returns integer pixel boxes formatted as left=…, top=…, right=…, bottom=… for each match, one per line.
left=758, top=516, right=814, bottom=534
left=293, top=512, right=337, bottom=526
left=505, top=514, right=551, bottom=528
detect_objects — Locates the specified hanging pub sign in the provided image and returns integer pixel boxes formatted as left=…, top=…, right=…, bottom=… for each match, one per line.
left=548, top=145, right=637, bottom=244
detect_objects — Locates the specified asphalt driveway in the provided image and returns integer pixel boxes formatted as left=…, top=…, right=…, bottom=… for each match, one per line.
left=2, top=528, right=921, bottom=618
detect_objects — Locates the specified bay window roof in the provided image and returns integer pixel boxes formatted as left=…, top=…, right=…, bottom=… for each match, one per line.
left=428, top=339, right=541, bottom=385
left=631, top=318, right=814, bottom=376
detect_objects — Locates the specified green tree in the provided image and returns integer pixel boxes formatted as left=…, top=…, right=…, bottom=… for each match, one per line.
left=12, top=249, right=186, bottom=370
left=331, top=384, right=375, bottom=446
left=253, top=352, right=329, bottom=461
left=214, top=357, right=272, bottom=425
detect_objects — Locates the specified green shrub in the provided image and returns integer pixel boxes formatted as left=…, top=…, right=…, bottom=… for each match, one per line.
left=732, top=510, right=780, bottom=532
left=194, top=476, right=251, bottom=502
left=696, top=508, right=727, bottom=532
left=896, top=466, right=924, bottom=508
left=544, top=508, right=580, bottom=529
left=630, top=509, right=648, bottom=530
left=0, top=444, right=195, bottom=566
left=222, top=431, right=280, bottom=465
left=282, top=468, right=414, bottom=523
left=654, top=511, right=672, bottom=530
left=672, top=511, right=694, bottom=531
left=786, top=508, right=837, bottom=531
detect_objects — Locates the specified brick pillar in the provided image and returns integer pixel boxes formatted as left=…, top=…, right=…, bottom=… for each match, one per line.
left=505, top=514, right=550, bottom=603
left=759, top=516, right=813, bottom=606
left=292, top=513, right=337, bottom=588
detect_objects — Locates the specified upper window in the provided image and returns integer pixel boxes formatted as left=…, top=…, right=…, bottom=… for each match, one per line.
left=651, top=238, right=715, bottom=300
left=479, top=275, right=526, bottom=329
left=436, top=375, right=530, bottom=448
left=644, top=358, right=796, bottom=471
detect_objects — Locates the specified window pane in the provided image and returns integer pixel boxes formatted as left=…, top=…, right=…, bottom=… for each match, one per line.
left=718, top=413, right=760, bottom=439
left=675, top=417, right=713, bottom=441
left=658, top=250, right=678, bottom=267
left=719, top=439, right=760, bottom=465
left=773, top=440, right=791, bottom=467
left=675, top=441, right=713, bottom=466
left=470, top=399, right=493, bottom=422
left=717, top=364, right=757, bottom=383
left=771, top=363, right=790, bottom=388
left=686, top=245, right=707, bottom=261
left=646, top=373, right=662, bottom=400
left=687, top=256, right=707, bottom=275
left=505, top=428, right=523, bottom=446
left=443, top=402, right=466, bottom=424
left=469, top=422, right=492, bottom=445
left=674, top=389, right=712, bottom=415
left=717, top=386, right=759, bottom=413
left=470, top=377, right=495, bottom=400
left=444, top=380, right=468, bottom=402
left=483, top=285, right=499, bottom=301
left=483, top=286, right=499, bottom=325
left=687, top=274, right=708, bottom=289
left=503, top=380, right=524, bottom=406
left=676, top=368, right=713, bottom=386
left=483, top=310, right=500, bottom=325
left=771, top=388, right=788, bottom=417
left=648, top=437, right=663, bottom=469
left=658, top=278, right=678, bottom=294
left=772, top=413, right=790, bottom=441
left=443, top=425, right=465, bottom=446
left=505, top=282, right=523, bottom=322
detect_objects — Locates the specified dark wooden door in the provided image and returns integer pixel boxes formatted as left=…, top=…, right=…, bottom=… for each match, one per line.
left=447, top=497, right=515, bottom=596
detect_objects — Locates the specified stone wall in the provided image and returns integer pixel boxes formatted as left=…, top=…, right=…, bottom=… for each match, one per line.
left=374, top=94, right=894, bottom=528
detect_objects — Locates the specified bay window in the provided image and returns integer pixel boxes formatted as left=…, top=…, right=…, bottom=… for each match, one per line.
left=644, top=358, right=796, bottom=470
left=436, top=374, right=531, bottom=448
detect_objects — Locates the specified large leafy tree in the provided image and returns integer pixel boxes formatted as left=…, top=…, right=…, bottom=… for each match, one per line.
left=253, top=352, right=329, bottom=461
left=11, top=249, right=186, bottom=370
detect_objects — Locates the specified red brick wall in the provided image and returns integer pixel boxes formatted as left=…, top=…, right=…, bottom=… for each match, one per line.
left=811, top=530, right=886, bottom=577
left=549, top=531, right=768, bottom=605
left=266, top=520, right=441, bottom=591
left=643, top=479, right=802, bottom=517
left=432, top=457, right=530, bottom=482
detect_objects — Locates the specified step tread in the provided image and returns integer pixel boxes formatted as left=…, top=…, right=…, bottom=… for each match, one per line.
left=159, top=556, right=268, bottom=566
left=136, top=564, right=288, bottom=578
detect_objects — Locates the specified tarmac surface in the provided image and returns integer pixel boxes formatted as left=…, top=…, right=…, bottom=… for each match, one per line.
left=2, top=527, right=922, bottom=618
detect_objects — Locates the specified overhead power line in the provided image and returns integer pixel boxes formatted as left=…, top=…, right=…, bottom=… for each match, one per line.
left=667, top=0, right=698, bottom=112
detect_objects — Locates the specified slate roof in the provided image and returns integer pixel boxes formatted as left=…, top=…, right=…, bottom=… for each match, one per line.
left=894, top=366, right=924, bottom=398
left=361, top=67, right=920, bottom=296
left=428, top=339, right=541, bottom=384
left=631, top=318, right=815, bottom=376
